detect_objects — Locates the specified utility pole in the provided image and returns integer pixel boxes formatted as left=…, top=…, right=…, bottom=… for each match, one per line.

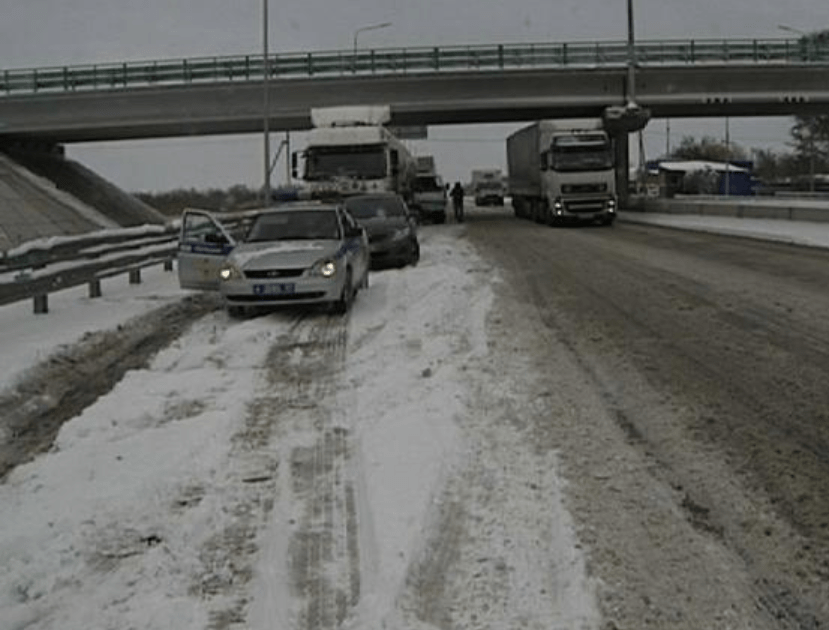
left=626, top=0, right=636, bottom=106
left=724, top=116, right=730, bottom=196
left=262, top=0, right=272, bottom=207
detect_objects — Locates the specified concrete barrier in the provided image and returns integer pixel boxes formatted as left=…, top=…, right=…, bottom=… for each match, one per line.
left=628, top=196, right=829, bottom=223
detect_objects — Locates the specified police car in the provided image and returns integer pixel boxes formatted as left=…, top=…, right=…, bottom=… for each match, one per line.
left=177, top=203, right=370, bottom=316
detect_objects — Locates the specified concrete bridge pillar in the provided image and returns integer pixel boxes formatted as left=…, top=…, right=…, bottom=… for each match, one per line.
left=614, top=132, right=630, bottom=208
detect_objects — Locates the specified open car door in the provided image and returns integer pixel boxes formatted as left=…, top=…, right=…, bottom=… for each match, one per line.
left=177, top=209, right=236, bottom=291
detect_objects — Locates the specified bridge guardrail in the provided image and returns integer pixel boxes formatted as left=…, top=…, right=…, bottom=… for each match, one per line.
left=2, top=37, right=828, bottom=96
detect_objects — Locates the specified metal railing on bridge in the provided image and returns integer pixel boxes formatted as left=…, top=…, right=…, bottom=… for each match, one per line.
left=1, top=37, right=828, bottom=96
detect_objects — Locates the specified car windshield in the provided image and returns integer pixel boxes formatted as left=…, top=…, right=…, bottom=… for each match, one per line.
left=345, top=196, right=407, bottom=219
left=245, top=209, right=341, bottom=242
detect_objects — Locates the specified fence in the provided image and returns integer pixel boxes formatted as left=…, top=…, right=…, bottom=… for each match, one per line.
left=2, top=38, right=828, bottom=95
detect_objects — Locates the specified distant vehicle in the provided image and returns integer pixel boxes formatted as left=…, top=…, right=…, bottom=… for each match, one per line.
left=471, top=169, right=506, bottom=206
left=507, top=119, right=616, bottom=226
left=343, top=193, right=420, bottom=268
left=410, top=172, right=447, bottom=223
left=415, top=155, right=437, bottom=175
left=291, top=105, right=418, bottom=203
left=409, top=154, right=447, bottom=223
left=177, top=204, right=370, bottom=316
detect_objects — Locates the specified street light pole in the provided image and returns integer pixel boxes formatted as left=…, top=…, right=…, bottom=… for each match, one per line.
left=779, top=25, right=817, bottom=192
left=262, top=0, right=271, bottom=207
left=626, top=0, right=636, bottom=106
left=352, top=22, right=392, bottom=71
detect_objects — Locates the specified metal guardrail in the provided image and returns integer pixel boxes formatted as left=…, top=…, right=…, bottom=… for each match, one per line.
left=0, top=210, right=264, bottom=314
left=1, top=38, right=828, bottom=96
left=0, top=225, right=179, bottom=313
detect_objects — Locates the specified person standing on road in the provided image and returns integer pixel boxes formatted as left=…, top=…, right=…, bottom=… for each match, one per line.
left=450, top=181, right=465, bottom=223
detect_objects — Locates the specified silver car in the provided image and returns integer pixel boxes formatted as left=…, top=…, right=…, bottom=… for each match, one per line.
left=177, top=204, right=370, bottom=316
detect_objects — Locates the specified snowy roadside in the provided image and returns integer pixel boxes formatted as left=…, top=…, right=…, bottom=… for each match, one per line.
left=619, top=210, right=829, bottom=250
left=0, top=264, right=186, bottom=394
left=0, top=225, right=601, bottom=630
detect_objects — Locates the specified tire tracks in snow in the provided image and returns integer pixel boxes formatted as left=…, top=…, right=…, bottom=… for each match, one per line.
left=238, top=311, right=362, bottom=630
left=0, top=293, right=220, bottom=482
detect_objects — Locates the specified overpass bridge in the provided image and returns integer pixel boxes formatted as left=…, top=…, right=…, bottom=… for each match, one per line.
left=1, top=37, right=829, bottom=145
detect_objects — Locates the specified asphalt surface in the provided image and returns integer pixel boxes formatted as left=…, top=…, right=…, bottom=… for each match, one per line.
left=462, top=206, right=829, bottom=628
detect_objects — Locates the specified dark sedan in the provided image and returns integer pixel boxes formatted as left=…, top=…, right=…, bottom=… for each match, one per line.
left=344, top=193, right=420, bottom=268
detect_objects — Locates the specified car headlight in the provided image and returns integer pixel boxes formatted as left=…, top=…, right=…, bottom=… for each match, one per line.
left=309, top=259, right=337, bottom=278
left=391, top=228, right=410, bottom=242
left=219, top=262, right=243, bottom=281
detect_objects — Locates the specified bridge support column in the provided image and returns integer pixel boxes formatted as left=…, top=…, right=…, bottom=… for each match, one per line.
left=615, top=133, right=630, bottom=208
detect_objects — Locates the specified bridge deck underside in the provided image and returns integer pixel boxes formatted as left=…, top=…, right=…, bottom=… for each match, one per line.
left=0, top=64, right=827, bottom=143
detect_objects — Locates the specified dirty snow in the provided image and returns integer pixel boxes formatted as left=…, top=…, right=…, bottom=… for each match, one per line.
left=0, top=224, right=599, bottom=630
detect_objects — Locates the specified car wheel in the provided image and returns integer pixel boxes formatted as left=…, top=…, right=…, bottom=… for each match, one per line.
left=332, top=269, right=354, bottom=315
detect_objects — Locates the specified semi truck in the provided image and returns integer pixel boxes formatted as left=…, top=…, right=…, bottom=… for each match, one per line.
left=471, top=168, right=506, bottom=206
left=291, top=105, right=418, bottom=202
left=506, top=119, right=617, bottom=226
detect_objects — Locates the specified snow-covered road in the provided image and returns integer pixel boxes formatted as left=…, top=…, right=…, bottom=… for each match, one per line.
left=0, top=223, right=599, bottom=630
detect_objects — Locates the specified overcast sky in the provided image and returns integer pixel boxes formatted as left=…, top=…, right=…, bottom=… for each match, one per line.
left=2, top=0, right=827, bottom=192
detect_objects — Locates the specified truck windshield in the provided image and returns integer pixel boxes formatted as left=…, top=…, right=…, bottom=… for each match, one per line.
left=413, top=176, right=442, bottom=192
left=304, top=145, right=387, bottom=180
left=550, top=135, right=614, bottom=172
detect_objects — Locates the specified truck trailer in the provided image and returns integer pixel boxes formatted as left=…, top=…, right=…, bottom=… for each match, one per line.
left=291, top=106, right=418, bottom=202
left=507, top=119, right=616, bottom=226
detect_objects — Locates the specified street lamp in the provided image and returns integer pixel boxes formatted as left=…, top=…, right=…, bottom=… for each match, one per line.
left=778, top=24, right=807, bottom=37
left=262, top=0, right=271, bottom=206
left=352, top=22, right=392, bottom=71
left=779, top=24, right=813, bottom=60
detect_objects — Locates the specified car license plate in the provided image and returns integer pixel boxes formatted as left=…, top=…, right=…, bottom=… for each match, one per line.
left=253, top=283, right=295, bottom=296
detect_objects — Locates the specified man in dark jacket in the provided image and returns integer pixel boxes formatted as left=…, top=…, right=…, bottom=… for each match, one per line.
left=449, top=182, right=464, bottom=222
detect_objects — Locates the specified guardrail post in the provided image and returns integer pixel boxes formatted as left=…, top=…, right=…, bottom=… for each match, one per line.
left=89, top=279, right=102, bottom=298
left=33, top=294, right=48, bottom=314
left=129, top=269, right=142, bottom=285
